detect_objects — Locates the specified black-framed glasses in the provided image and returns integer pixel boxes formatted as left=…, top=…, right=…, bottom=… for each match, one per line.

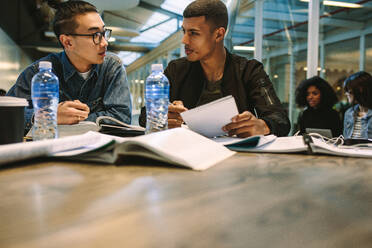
left=345, top=91, right=353, bottom=96
left=65, top=29, right=112, bottom=45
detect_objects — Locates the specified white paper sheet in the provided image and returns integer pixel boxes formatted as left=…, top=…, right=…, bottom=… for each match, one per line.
left=180, top=95, right=239, bottom=138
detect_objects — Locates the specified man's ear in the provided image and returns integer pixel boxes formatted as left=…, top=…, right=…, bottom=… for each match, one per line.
left=59, top=34, right=73, bottom=50
left=215, top=27, right=226, bottom=43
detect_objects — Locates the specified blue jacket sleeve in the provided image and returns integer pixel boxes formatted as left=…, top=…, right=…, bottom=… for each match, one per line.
left=85, top=59, right=132, bottom=124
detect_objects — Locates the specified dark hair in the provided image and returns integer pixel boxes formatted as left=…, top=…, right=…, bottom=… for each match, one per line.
left=343, top=71, right=372, bottom=109
left=295, top=76, right=338, bottom=109
left=48, top=0, right=97, bottom=40
left=183, top=0, right=228, bottom=31
left=0, top=89, right=6, bottom=96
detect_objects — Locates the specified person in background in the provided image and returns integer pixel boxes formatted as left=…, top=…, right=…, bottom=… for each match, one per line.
left=7, top=0, right=131, bottom=132
left=343, top=71, right=372, bottom=139
left=295, top=76, right=342, bottom=137
left=139, top=0, right=290, bottom=137
left=333, top=76, right=351, bottom=124
left=0, top=89, right=6, bottom=96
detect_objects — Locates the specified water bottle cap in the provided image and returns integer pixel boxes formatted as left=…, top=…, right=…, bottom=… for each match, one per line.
left=39, top=61, right=52, bottom=69
left=151, top=64, right=163, bottom=72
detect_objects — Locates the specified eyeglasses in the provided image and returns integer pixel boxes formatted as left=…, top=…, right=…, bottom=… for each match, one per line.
left=345, top=91, right=353, bottom=96
left=65, top=29, right=112, bottom=45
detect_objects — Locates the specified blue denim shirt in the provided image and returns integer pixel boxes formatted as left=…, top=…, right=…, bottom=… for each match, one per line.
left=343, top=104, right=372, bottom=139
left=7, top=51, right=132, bottom=132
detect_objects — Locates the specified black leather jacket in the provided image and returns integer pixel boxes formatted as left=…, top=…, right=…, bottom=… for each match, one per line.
left=140, top=50, right=290, bottom=136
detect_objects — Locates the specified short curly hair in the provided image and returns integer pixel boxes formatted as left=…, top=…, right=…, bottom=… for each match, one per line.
left=343, top=71, right=372, bottom=109
left=183, top=0, right=228, bottom=31
left=295, top=76, right=338, bottom=108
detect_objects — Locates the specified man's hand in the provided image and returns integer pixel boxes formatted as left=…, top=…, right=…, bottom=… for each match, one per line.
left=57, top=100, right=90, bottom=124
left=168, top=100, right=188, bottom=128
left=222, top=111, right=270, bottom=138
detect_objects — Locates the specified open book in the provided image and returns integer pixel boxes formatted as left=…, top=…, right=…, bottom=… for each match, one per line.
left=1, top=128, right=235, bottom=171
left=220, top=134, right=372, bottom=158
left=27, top=116, right=145, bottom=138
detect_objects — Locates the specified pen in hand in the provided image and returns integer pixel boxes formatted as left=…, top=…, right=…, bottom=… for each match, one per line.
left=168, top=101, right=188, bottom=128
left=253, top=108, right=259, bottom=118
left=57, top=100, right=90, bottom=124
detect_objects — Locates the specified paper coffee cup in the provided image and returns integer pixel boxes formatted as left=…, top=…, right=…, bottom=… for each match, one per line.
left=0, top=96, right=28, bottom=145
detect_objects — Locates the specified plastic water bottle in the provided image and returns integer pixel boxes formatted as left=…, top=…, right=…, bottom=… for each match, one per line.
left=145, top=64, right=169, bottom=133
left=31, top=61, right=59, bottom=140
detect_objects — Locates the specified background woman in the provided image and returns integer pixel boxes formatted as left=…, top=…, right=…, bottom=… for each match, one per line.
left=343, top=71, right=372, bottom=139
left=295, top=76, right=342, bottom=137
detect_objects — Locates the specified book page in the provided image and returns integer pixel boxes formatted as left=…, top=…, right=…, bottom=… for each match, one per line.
left=58, top=121, right=100, bottom=137
left=237, top=136, right=308, bottom=153
left=116, top=127, right=236, bottom=170
left=0, top=132, right=104, bottom=165
left=213, top=134, right=276, bottom=148
left=25, top=121, right=100, bottom=138
left=53, top=132, right=114, bottom=156
left=96, top=116, right=145, bottom=131
left=180, top=95, right=239, bottom=138
left=311, top=138, right=372, bottom=158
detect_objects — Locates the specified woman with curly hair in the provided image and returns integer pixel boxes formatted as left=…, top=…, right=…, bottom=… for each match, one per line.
left=343, top=71, right=372, bottom=139
left=295, top=76, right=342, bottom=137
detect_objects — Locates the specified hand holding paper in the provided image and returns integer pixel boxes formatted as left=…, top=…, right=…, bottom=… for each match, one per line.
left=180, top=95, right=238, bottom=137
left=168, top=101, right=188, bottom=128
left=222, top=111, right=270, bottom=138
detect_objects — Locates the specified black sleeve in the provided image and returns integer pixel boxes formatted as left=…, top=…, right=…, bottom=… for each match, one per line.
left=243, top=60, right=290, bottom=136
left=330, top=109, right=343, bottom=137
left=139, top=106, right=146, bottom=127
left=296, top=111, right=305, bottom=135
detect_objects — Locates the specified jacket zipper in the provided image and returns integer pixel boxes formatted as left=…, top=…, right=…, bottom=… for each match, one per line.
left=259, top=78, right=274, bottom=105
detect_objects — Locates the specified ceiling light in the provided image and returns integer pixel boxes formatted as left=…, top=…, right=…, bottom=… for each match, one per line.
left=44, top=31, right=56, bottom=38
left=300, top=0, right=362, bottom=8
left=106, top=26, right=140, bottom=37
left=233, top=46, right=255, bottom=51
left=303, top=67, right=323, bottom=71
left=0, top=62, right=20, bottom=70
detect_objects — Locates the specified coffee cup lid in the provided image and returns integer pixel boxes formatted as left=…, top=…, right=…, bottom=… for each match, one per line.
left=0, top=96, right=28, bottom=107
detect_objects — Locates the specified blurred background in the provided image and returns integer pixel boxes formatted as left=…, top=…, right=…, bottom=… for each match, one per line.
left=0, top=0, right=371, bottom=130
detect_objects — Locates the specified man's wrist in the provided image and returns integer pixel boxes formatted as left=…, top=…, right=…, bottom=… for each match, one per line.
left=259, top=119, right=271, bottom=135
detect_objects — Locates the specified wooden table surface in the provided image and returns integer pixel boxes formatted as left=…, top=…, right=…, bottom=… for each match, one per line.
left=0, top=153, right=372, bottom=248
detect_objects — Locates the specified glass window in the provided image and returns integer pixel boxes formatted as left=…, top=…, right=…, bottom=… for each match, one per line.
left=366, top=34, right=372, bottom=72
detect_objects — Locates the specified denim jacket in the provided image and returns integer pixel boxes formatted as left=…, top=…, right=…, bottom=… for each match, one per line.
left=7, top=51, right=132, bottom=132
left=343, top=104, right=372, bottom=139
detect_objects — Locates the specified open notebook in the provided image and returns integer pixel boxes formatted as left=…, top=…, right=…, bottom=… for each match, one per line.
left=217, top=134, right=372, bottom=158
left=1, top=128, right=235, bottom=171
left=27, top=116, right=145, bottom=138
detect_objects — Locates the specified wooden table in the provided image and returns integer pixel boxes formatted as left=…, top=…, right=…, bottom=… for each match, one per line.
left=1, top=153, right=372, bottom=248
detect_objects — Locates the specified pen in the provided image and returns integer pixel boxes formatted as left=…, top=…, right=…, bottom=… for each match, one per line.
left=253, top=108, right=259, bottom=118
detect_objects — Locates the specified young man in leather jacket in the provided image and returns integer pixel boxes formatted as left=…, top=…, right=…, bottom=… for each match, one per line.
left=140, top=0, right=290, bottom=137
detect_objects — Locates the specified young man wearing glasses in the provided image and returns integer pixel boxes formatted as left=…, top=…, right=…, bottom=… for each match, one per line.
left=7, top=1, right=131, bottom=132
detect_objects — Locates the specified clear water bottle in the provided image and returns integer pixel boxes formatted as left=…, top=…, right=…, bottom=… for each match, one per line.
left=31, top=61, right=59, bottom=140
left=145, top=64, right=169, bottom=134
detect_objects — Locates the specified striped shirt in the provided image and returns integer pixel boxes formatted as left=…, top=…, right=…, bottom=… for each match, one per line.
left=351, top=116, right=363, bottom=138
